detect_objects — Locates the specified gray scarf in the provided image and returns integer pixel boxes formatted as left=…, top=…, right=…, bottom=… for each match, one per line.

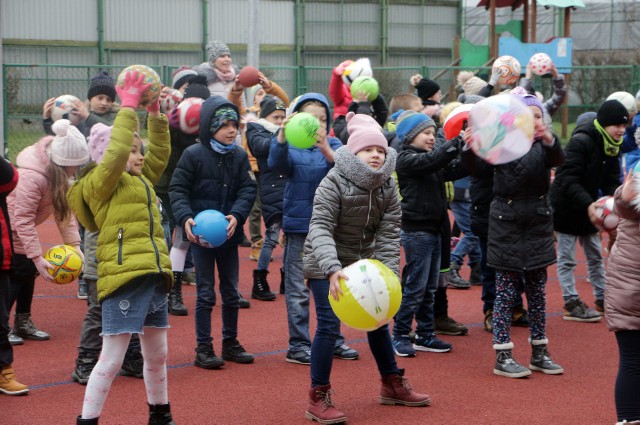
left=333, top=146, right=397, bottom=191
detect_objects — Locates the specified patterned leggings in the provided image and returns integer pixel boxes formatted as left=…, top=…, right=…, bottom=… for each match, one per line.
left=493, top=268, right=547, bottom=345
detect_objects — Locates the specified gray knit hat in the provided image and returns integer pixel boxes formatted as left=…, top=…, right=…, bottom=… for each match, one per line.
left=207, top=40, right=231, bottom=63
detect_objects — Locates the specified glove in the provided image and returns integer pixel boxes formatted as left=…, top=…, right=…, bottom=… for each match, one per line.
left=33, top=256, right=55, bottom=282
left=168, top=107, right=180, bottom=129
left=116, top=70, right=151, bottom=109
left=334, top=60, right=353, bottom=76
left=146, top=86, right=162, bottom=114
left=489, top=66, right=502, bottom=87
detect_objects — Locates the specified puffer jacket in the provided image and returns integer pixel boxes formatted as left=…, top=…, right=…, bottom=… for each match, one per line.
left=192, top=62, right=240, bottom=99
left=605, top=185, right=640, bottom=331
left=487, top=139, right=565, bottom=272
left=169, top=96, right=256, bottom=246
left=303, top=146, right=401, bottom=280
left=8, top=138, right=81, bottom=259
left=550, top=121, right=621, bottom=236
left=67, top=108, right=172, bottom=302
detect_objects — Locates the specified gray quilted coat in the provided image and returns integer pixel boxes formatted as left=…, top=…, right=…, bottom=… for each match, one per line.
left=303, top=146, right=401, bottom=280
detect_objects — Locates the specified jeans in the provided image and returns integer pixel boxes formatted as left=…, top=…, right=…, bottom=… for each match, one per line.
left=309, top=279, right=399, bottom=387
left=393, top=230, right=441, bottom=339
left=615, top=330, right=640, bottom=422
left=191, top=243, right=240, bottom=346
left=257, top=219, right=282, bottom=270
left=556, top=232, right=605, bottom=302
left=0, top=271, right=12, bottom=367
left=450, top=200, right=481, bottom=266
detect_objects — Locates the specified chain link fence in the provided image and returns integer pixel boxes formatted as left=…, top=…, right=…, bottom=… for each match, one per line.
left=3, top=63, right=639, bottom=160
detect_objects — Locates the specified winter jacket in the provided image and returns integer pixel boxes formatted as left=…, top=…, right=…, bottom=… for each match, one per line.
left=395, top=140, right=466, bottom=234
left=0, top=159, right=18, bottom=270
left=193, top=62, right=240, bottom=99
left=169, top=96, right=256, bottom=246
left=246, top=119, right=286, bottom=227
left=303, top=146, right=401, bottom=280
left=328, top=68, right=351, bottom=120
left=487, top=139, right=565, bottom=272
left=550, top=121, right=621, bottom=236
left=605, top=185, right=640, bottom=332
left=8, top=138, right=81, bottom=259
left=66, top=108, right=172, bottom=302
left=519, top=75, right=567, bottom=120
left=268, top=93, right=341, bottom=234
left=333, top=96, right=390, bottom=143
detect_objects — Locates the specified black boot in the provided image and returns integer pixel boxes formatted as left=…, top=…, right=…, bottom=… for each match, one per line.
left=13, top=313, right=50, bottom=340
left=279, top=268, right=285, bottom=294
left=493, top=342, right=531, bottom=378
left=76, top=416, right=99, bottom=424
left=529, top=339, right=564, bottom=375
left=469, top=263, right=482, bottom=285
left=148, top=402, right=176, bottom=425
left=251, top=270, right=276, bottom=301
left=169, top=272, right=188, bottom=316
left=448, top=264, right=471, bottom=289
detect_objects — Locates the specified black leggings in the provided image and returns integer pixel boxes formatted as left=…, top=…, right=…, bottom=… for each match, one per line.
left=615, top=330, right=640, bottom=422
left=9, top=254, right=37, bottom=315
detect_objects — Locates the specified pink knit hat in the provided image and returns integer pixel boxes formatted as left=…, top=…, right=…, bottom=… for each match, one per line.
left=88, top=123, right=112, bottom=163
left=345, top=112, right=388, bottom=154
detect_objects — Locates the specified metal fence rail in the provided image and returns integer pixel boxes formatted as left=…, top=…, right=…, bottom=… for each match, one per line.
left=3, top=63, right=639, bottom=160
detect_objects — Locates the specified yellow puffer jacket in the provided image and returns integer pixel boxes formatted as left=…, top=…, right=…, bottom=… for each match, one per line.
left=67, top=108, right=173, bottom=303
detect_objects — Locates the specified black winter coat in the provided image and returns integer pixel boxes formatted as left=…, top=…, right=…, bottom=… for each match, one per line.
left=461, top=146, right=495, bottom=238
left=486, top=140, right=565, bottom=272
left=549, top=122, right=621, bottom=236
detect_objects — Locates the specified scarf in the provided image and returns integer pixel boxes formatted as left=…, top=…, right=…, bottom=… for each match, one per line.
left=210, top=139, right=236, bottom=155
left=594, top=119, right=623, bottom=157
left=213, top=67, right=236, bottom=84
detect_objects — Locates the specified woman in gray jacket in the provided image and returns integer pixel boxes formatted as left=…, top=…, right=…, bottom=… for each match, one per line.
left=302, top=112, right=430, bottom=424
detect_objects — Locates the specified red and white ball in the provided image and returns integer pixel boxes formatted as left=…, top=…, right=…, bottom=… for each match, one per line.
left=177, top=97, right=204, bottom=135
left=492, top=55, right=521, bottom=86
left=160, top=89, right=183, bottom=115
left=595, top=196, right=619, bottom=230
left=529, top=53, right=553, bottom=76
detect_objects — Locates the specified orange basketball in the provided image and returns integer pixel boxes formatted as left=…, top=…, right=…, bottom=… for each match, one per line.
left=238, top=66, right=260, bottom=87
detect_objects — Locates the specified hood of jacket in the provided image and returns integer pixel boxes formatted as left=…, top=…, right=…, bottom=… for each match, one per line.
left=291, top=93, right=333, bottom=132
left=198, top=95, right=241, bottom=143
left=333, top=146, right=397, bottom=191
left=16, top=138, right=53, bottom=176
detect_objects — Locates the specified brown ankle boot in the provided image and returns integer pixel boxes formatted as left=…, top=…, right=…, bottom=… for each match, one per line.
left=0, top=365, right=29, bottom=395
left=380, top=369, right=431, bottom=406
left=304, top=385, right=347, bottom=424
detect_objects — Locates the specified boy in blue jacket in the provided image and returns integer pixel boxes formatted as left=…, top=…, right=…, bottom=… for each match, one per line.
left=169, top=95, right=257, bottom=369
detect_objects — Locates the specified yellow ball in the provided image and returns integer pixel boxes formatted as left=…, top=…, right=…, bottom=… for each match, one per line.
left=43, top=244, right=83, bottom=285
left=116, top=64, right=162, bottom=107
left=329, top=259, right=402, bottom=332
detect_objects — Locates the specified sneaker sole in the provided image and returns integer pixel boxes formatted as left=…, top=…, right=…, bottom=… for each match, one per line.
left=413, top=344, right=452, bottom=353
left=251, top=293, right=277, bottom=301
left=194, top=360, right=225, bottom=369
left=393, top=348, right=416, bottom=357
left=304, top=411, right=347, bottom=424
left=0, top=387, right=29, bottom=396
left=168, top=309, right=188, bottom=316
left=434, top=329, right=468, bottom=336
left=285, top=357, right=311, bottom=365
left=379, top=396, right=432, bottom=407
left=529, top=364, right=564, bottom=375
left=77, top=294, right=88, bottom=300
left=448, top=284, right=471, bottom=290
left=562, top=315, right=602, bottom=323
left=221, top=355, right=255, bottom=364
left=493, top=368, right=532, bottom=378
left=333, top=355, right=359, bottom=360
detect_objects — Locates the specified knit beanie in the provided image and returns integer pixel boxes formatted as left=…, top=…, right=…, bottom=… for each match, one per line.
left=457, top=71, right=486, bottom=96
left=172, top=66, right=197, bottom=90
left=415, top=78, right=440, bottom=104
left=511, top=86, right=545, bottom=116
left=395, top=110, right=436, bottom=144
left=87, top=123, right=112, bottom=163
left=345, top=112, right=388, bottom=154
left=209, top=106, right=238, bottom=136
left=49, top=119, right=90, bottom=166
left=183, top=75, right=210, bottom=100
left=597, top=99, right=629, bottom=127
left=207, top=40, right=231, bottom=63
left=87, top=71, right=116, bottom=102
left=259, top=95, right=287, bottom=119
left=607, top=91, right=637, bottom=114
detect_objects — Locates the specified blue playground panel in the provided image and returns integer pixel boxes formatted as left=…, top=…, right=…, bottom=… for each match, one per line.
left=498, top=37, right=573, bottom=74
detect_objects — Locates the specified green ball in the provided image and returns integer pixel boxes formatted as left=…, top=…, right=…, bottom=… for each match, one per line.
left=285, top=112, right=320, bottom=149
left=350, top=76, right=379, bottom=102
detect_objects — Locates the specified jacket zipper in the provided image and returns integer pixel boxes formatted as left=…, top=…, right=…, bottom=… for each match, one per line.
left=139, top=176, right=163, bottom=273
left=117, top=228, right=123, bottom=265
left=361, top=190, right=373, bottom=256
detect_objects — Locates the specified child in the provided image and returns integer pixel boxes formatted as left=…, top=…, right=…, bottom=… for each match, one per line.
left=303, top=112, right=430, bottom=423
left=170, top=95, right=257, bottom=369
left=392, top=109, right=464, bottom=356
left=463, top=89, right=565, bottom=378
left=268, top=93, right=359, bottom=365
left=246, top=95, right=288, bottom=300
left=7, top=120, right=88, bottom=345
left=411, top=74, right=442, bottom=124
left=68, top=70, right=175, bottom=424
left=193, top=40, right=239, bottom=98
left=0, top=157, right=28, bottom=396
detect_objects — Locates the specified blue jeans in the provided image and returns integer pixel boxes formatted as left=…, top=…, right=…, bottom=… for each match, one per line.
left=450, top=200, right=481, bottom=266
left=257, top=218, right=282, bottom=270
left=191, top=243, right=240, bottom=346
left=393, top=231, right=441, bottom=339
left=556, top=232, right=605, bottom=302
left=309, top=279, right=399, bottom=387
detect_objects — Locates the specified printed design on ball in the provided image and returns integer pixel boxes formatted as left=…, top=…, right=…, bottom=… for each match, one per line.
left=44, top=245, right=83, bottom=284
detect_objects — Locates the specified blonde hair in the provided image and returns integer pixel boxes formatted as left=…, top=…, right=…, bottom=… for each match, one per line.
left=389, top=94, right=422, bottom=115
left=439, top=101, right=463, bottom=124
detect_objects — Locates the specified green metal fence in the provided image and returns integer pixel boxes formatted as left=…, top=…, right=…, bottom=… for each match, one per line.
left=3, top=63, right=639, bottom=161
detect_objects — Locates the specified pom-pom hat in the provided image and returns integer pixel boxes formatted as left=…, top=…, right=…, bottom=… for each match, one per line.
left=87, top=123, right=112, bottom=163
left=345, top=112, right=388, bottom=154
left=49, top=119, right=90, bottom=166
left=395, top=110, right=436, bottom=144
left=87, top=71, right=116, bottom=102
left=172, top=66, right=197, bottom=90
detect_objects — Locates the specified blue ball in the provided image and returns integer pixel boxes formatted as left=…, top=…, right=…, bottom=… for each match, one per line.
left=193, top=210, right=228, bottom=248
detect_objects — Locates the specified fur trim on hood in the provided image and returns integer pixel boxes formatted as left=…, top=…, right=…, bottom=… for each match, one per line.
left=333, top=145, right=397, bottom=191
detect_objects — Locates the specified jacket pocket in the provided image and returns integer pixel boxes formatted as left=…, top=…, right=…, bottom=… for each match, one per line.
left=490, top=208, right=515, bottom=221
left=117, top=228, right=123, bottom=265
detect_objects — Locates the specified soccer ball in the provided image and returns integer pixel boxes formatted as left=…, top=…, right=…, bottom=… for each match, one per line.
left=328, top=259, right=402, bottom=332
left=116, top=65, right=162, bottom=108
left=529, top=53, right=553, bottom=76
left=594, top=196, right=619, bottom=231
left=51, top=94, right=81, bottom=122
left=176, top=97, right=204, bottom=135
left=43, top=244, right=83, bottom=285
left=160, top=89, right=183, bottom=115
left=492, top=55, right=522, bottom=86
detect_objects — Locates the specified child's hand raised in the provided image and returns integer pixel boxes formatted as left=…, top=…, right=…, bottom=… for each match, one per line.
left=116, top=70, right=152, bottom=109
left=42, top=97, right=55, bottom=119
left=146, top=84, right=163, bottom=116
left=328, top=269, right=347, bottom=301
left=71, top=99, right=89, bottom=120
left=257, top=72, right=271, bottom=90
